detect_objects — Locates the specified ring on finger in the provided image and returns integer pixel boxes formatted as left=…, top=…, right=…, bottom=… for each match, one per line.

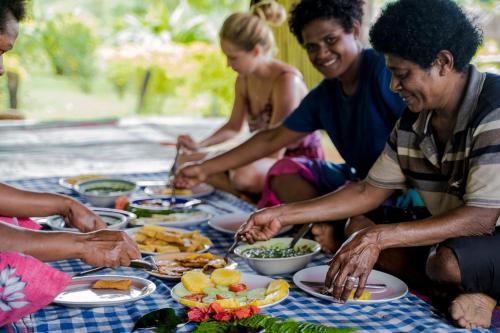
left=346, top=275, right=357, bottom=283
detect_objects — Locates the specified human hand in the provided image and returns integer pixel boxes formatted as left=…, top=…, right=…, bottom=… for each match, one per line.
left=236, top=206, right=285, bottom=243
left=174, top=162, right=207, bottom=188
left=79, top=230, right=140, bottom=267
left=325, top=228, right=381, bottom=303
left=177, top=135, right=199, bottom=151
left=63, top=200, right=106, bottom=232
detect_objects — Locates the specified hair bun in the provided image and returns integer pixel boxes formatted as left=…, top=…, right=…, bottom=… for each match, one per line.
left=251, top=0, right=286, bottom=27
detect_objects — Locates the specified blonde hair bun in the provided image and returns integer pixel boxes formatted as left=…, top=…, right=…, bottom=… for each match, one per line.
left=251, top=0, right=287, bottom=27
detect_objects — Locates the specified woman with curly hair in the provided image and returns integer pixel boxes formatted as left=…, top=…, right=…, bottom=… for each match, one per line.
left=238, top=0, right=500, bottom=328
left=175, top=0, right=323, bottom=197
left=177, top=0, right=411, bottom=253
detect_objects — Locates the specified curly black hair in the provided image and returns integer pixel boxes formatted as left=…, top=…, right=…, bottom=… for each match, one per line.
left=0, top=0, right=27, bottom=31
left=369, top=0, right=482, bottom=72
left=289, top=0, right=364, bottom=45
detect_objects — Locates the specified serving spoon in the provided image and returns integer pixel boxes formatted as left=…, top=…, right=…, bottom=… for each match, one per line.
left=73, top=259, right=158, bottom=277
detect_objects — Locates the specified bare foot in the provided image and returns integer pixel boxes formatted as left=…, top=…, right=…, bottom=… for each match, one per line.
left=311, top=223, right=337, bottom=254
left=449, top=293, right=496, bottom=329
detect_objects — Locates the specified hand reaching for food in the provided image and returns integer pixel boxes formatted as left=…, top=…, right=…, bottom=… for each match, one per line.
left=63, top=199, right=106, bottom=232
left=236, top=207, right=285, bottom=244
left=174, top=163, right=208, bottom=189
left=177, top=135, right=199, bottom=152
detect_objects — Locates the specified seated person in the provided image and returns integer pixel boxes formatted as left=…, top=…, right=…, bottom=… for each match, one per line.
left=176, top=0, right=406, bottom=252
left=175, top=0, right=323, bottom=198
left=0, top=2, right=140, bottom=324
left=238, top=0, right=499, bottom=329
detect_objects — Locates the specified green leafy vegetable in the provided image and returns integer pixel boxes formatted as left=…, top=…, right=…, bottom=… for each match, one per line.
left=191, top=314, right=357, bottom=333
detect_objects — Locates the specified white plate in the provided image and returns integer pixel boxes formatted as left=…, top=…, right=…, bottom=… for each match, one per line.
left=208, top=212, right=293, bottom=236
left=146, top=252, right=237, bottom=280
left=46, top=208, right=133, bottom=231
left=171, top=273, right=288, bottom=309
left=144, top=183, right=214, bottom=198
left=125, top=227, right=211, bottom=256
left=58, top=175, right=107, bottom=190
left=53, top=274, right=156, bottom=307
left=293, top=265, right=407, bottom=304
left=129, top=202, right=211, bottom=228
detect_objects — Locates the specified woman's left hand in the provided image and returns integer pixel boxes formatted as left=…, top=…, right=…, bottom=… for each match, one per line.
left=325, top=228, right=381, bottom=303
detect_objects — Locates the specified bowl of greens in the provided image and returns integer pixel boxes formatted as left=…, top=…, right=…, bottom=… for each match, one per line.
left=234, top=238, right=321, bottom=276
left=75, top=178, right=137, bottom=207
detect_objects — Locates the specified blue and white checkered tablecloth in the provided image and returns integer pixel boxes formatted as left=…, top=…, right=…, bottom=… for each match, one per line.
left=5, top=172, right=492, bottom=333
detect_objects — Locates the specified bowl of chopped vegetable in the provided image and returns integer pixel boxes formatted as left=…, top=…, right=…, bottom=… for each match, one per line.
left=75, top=178, right=137, bottom=207
left=234, top=238, right=321, bottom=276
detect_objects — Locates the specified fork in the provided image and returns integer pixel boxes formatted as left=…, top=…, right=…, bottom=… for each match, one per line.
left=169, top=143, right=180, bottom=205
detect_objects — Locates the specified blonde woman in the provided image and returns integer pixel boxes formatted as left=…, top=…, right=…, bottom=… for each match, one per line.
left=177, top=0, right=323, bottom=198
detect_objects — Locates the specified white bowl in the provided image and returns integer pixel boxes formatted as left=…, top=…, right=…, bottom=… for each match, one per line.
left=75, top=178, right=137, bottom=207
left=234, top=237, right=321, bottom=276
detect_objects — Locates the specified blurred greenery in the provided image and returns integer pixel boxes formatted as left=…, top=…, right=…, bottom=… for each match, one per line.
left=1, top=0, right=498, bottom=120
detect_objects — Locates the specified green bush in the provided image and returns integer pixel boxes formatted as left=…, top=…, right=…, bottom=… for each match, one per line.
left=39, top=13, right=98, bottom=92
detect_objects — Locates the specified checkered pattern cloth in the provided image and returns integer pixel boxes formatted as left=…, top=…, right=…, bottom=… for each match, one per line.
left=5, top=172, right=493, bottom=333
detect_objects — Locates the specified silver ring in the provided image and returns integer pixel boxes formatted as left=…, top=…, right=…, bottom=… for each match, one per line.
left=346, top=275, right=357, bottom=283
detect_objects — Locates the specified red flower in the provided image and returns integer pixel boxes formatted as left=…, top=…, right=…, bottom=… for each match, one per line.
left=213, top=310, right=233, bottom=321
left=187, top=307, right=210, bottom=322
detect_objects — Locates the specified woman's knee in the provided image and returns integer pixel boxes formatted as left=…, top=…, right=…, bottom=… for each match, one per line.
left=426, top=245, right=461, bottom=284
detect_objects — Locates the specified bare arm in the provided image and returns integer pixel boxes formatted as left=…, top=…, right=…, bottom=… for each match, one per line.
left=238, top=182, right=394, bottom=242
left=325, top=206, right=498, bottom=302
left=175, top=126, right=307, bottom=188
left=0, top=183, right=106, bottom=232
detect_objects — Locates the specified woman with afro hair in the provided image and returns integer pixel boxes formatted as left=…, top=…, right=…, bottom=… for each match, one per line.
left=239, top=0, right=500, bottom=329
left=177, top=0, right=414, bottom=253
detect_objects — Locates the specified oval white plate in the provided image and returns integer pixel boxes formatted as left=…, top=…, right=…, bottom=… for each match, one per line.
left=54, top=274, right=156, bottom=307
left=208, top=212, right=293, bottom=236
left=46, top=208, right=133, bottom=231
left=125, top=227, right=211, bottom=256
left=130, top=205, right=211, bottom=228
left=293, top=265, right=408, bottom=304
left=146, top=252, right=237, bottom=280
left=144, top=183, right=214, bottom=198
left=171, top=273, right=288, bottom=309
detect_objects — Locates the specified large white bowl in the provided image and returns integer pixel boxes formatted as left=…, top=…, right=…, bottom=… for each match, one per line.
left=234, top=237, right=321, bottom=276
left=75, top=178, right=137, bottom=207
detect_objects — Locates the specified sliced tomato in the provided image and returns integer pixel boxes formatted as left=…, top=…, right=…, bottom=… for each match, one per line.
left=183, top=293, right=206, bottom=302
left=228, top=283, right=248, bottom=292
left=215, top=294, right=225, bottom=300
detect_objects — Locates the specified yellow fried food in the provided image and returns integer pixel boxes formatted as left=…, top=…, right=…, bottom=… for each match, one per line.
left=179, top=298, right=208, bottom=308
left=181, top=271, right=213, bottom=293
left=159, top=188, right=193, bottom=196
left=133, top=225, right=212, bottom=253
left=91, top=279, right=132, bottom=291
left=210, top=268, right=241, bottom=286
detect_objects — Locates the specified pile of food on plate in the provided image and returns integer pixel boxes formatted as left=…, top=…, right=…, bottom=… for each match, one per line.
left=240, top=244, right=315, bottom=259
left=156, top=253, right=229, bottom=277
left=175, top=268, right=289, bottom=309
left=133, top=225, right=212, bottom=253
left=155, top=187, right=193, bottom=196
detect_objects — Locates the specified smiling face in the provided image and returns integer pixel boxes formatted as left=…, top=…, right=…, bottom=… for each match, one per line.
left=220, top=39, right=259, bottom=75
left=301, top=18, right=360, bottom=79
left=386, top=54, right=446, bottom=113
left=0, top=11, right=19, bottom=76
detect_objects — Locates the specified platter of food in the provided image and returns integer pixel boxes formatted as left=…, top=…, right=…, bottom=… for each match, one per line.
left=53, top=275, right=156, bottom=307
left=147, top=252, right=237, bottom=280
left=58, top=174, right=107, bottom=190
left=293, top=265, right=408, bottom=304
left=128, top=196, right=211, bottom=227
left=125, top=225, right=212, bottom=255
left=144, top=183, right=214, bottom=198
left=172, top=268, right=289, bottom=309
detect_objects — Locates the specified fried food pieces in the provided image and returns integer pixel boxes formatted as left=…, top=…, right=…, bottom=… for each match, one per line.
left=133, top=225, right=212, bottom=253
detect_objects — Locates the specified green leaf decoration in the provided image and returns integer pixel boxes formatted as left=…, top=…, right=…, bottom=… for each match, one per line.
left=132, top=308, right=185, bottom=333
left=191, top=315, right=358, bottom=333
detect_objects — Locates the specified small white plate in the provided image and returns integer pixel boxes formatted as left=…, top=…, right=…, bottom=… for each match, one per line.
left=125, top=227, right=211, bottom=256
left=144, top=183, right=214, bottom=198
left=58, top=175, right=107, bottom=190
left=208, top=212, right=293, bottom=236
left=171, top=273, right=288, bottom=309
left=53, top=275, right=156, bottom=307
left=146, top=252, right=237, bottom=280
left=46, top=208, right=133, bottom=231
left=293, top=265, right=408, bottom=304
